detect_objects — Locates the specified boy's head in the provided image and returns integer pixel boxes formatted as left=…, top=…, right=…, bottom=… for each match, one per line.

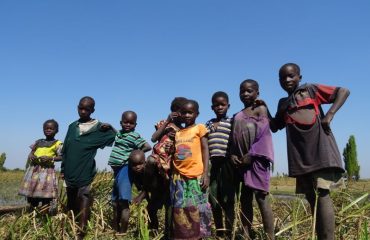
left=211, top=91, right=230, bottom=119
left=279, top=63, right=302, bottom=94
left=239, top=79, right=259, bottom=106
left=129, top=150, right=145, bottom=173
left=43, top=119, right=59, bottom=139
left=120, top=111, right=137, bottom=133
left=170, top=97, right=188, bottom=112
left=181, top=99, right=199, bottom=126
left=78, top=96, right=95, bottom=122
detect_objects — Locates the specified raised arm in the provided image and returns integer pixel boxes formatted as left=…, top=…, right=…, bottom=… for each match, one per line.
left=151, top=112, right=178, bottom=142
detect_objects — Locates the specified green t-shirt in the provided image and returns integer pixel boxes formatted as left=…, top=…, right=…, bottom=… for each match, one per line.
left=61, top=120, right=115, bottom=187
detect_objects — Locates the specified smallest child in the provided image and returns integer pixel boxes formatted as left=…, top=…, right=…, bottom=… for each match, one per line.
left=108, top=110, right=151, bottom=234
left=19, top=119, right=62, bottom=213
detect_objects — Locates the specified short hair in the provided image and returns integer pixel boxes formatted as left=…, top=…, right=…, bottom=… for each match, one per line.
left=170, top=97, right=188, bottom=112
left=240, top=79, right=259, bottom=91
left=122, top=110, right=137, bottom=120
left=43, top=119, right=59, bottom=132
left=129, top=150, right=145, bottom=164
left=79, top=96, right=95, bottom=108
left=211, top=91, right=229, bottom=103
left=279, top=63, right=301, bottom=76
left=185, top=99, right=199, bottom=113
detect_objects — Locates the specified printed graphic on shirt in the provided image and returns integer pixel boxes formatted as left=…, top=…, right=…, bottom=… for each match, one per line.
left=176, top=144, right=192, bottom=160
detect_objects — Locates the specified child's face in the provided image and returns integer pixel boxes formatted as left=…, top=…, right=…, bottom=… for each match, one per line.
left=43, top=122, right=57, bottom=139
left=131, top=160, right=145, bottom=173
left=240, top=82, right=259, bottom=106
left=279, top=65, right=302, bottom=94
left=78, top=100, right=94, bottom=122
left=211, top=96, right=229, bottom=118
left=120, top=113, right=137, bottom=133
left=181, top=103, right=198, bottom=126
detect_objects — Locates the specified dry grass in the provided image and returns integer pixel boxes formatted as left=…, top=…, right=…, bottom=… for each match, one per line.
left=0, top=172, right=369, bottom=239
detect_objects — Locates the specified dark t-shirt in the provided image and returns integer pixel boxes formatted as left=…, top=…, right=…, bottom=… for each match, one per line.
left=273, top=83, right=344, bottom=177
left=62, top=120, right=115, bottom=187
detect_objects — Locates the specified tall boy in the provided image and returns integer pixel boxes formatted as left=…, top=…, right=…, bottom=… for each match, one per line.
left=61, top=96, right=116, bottom=237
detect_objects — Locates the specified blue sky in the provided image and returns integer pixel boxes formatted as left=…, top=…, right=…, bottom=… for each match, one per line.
left=1, top=1, right=369, bottom=178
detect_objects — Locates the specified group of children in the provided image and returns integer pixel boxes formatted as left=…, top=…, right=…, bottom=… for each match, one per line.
left=19, top=63, right=350, bottom=240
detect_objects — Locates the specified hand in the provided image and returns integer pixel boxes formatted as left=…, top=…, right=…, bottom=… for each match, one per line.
left=167, top=112, right=180, bottom=123
left=321, top=112, right=334, bottom=134
left=164, top=142, right=175, bottom=154
left=230, top=155, right=242, bottom=166
left=240, top=154, right=252, bottom=166
left=253, top=98, right=266, bottom=109
left=39, top=156, right=52, bottom=162
left=100, top=123, right=113, bottom=132
left=28, top=153, right=37, bottom=161
left=132, top=195, right=144, bottom=205
left=200, top=173, right=209, bottom=190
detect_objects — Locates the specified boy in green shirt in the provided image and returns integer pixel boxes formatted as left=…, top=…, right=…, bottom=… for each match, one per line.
left=61, top=96, right=116, bottom=237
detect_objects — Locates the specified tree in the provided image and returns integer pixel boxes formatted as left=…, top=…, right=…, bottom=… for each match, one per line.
left=343, top=135, right=360, bottom=181
left=0, top=152, right=6, bottom=171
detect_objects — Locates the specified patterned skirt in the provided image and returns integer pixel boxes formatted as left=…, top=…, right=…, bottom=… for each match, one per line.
left=19, top=166, right=58, bottom=199
left=170, top=171, right=212, bottom=240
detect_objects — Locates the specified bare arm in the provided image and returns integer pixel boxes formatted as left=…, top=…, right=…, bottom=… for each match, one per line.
left=140, top=142, right=152, bottom=153
left=200, top=135, right=210, bottom=190
left=151, top=112, right=179, bottom=142
left=321, top=87, right=350, bottom=133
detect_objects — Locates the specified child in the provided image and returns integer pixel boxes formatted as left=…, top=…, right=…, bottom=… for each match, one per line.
left=205, top=91, right=236, bottom=238
left=61, top=96, right=116, bottom=236
left=230, top=79, right=275, bottom=239
left=147, top=97, right=187, bottom=179
left=129, top=149, right=169, bottom=236
left=170, top=99, right=212, bottom=239
left=19, top=119, right=62, bottom=213
left=270, top=63, right=350, bottom=239
left=143, top=97, right=187, bottom=237
left=108, top=110, right=151, bottom=234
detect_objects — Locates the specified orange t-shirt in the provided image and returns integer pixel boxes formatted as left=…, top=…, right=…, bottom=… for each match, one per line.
left=173, top=124, right=208, bottom=178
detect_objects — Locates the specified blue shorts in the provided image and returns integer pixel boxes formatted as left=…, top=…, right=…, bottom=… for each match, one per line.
left=112, top=165, right=133, bottom=201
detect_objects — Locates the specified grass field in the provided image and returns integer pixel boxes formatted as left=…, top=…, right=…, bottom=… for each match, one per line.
left=0, top=170, right=369, bottom=239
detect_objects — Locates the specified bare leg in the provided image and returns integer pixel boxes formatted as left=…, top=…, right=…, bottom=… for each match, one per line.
left=119, top=200, right=130, bottom=233
left=66, top=188, right=79, bottom=216
left=240, top=186, right=253, bottom=238
left=305, top=189, right=335, bottom=240
left=255, top=192, right=274, bottom=240
left=147, top=200, right=159, bottom=230
left=223, top=202, right=235, bottom=239
left=210, top=196, right=224, bottom=237
left=112, top=200, right=120, bottom=232
left=78, top=194, right=92, bottom=238
left=317, top=189, right=335, bottom=240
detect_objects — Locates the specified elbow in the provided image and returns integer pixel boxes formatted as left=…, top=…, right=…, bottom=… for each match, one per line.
left=340, top=87, right=350, bottom=98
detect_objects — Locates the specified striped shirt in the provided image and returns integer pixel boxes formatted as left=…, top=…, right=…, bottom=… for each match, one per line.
left=108, top=130, right=147, bottom=166
left=205, top=117, right=232, bottom=158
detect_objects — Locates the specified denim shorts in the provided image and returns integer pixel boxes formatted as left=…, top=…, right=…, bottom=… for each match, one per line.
left=112, top=164, right=133, bottom=201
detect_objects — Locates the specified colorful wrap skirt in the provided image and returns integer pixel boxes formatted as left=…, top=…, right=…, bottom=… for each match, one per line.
left=170, top=171, right=212, bottom=240
left=19, top=165, right=58, bottom=199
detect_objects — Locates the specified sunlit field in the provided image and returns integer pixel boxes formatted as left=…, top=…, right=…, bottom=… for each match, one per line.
left=1, top=171, right=369, bottom=239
